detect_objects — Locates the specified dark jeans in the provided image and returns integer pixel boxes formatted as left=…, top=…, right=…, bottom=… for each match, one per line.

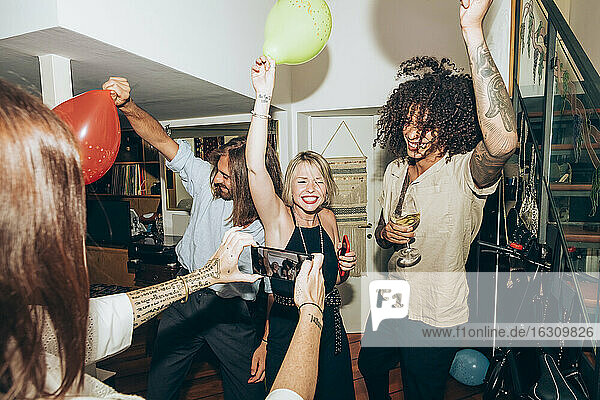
left=358, top=316, right=457, bottom=400
left=146, top=287, right=265, bottom=400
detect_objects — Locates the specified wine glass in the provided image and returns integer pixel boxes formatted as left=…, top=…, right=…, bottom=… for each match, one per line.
left=391, top=191, right=421, bottom=268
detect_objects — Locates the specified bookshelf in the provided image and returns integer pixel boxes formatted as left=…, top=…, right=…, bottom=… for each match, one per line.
left=87, top=129, right=161, bottom=198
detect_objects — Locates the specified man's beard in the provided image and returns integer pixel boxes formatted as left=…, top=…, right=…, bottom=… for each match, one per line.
left=215, top=184, right=232, bottom=200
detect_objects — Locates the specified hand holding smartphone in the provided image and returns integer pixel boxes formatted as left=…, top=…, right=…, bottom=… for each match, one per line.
left=251, top=246, right=312, bottom=281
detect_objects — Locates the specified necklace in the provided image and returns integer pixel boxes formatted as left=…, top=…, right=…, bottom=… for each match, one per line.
left=297, top=215, right=324, bottom=255
left=295, top=214, right=318, bottom=224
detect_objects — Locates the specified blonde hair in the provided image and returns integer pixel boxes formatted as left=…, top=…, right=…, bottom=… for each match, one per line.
left=282, top=151, right=337, bottom=208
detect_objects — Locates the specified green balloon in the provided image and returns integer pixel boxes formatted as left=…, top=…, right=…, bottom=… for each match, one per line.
left=263, top=0, right=332, bottom=65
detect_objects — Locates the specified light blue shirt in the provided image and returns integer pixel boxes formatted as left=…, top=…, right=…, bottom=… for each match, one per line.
left=166, top=140, right=269, bottom=300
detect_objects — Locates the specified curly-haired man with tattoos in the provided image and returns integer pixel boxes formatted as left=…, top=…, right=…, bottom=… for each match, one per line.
left=358, top=1, right=517, bottom=399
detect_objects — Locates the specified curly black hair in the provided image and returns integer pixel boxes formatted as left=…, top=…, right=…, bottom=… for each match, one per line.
left=374, top=56, right=482, bottom=161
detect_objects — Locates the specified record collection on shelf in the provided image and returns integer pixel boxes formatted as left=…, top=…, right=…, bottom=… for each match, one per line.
left=110, top=163, right=150, bottom=196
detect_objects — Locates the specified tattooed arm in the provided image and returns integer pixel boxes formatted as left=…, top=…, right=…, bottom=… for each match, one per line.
left=127, top=229, right=261, bottom=329
left=460, top=0, right=518, bottom=188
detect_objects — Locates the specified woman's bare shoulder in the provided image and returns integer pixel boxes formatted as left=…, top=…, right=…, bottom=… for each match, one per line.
left=319, top=208, right=337, bottom=233
left=318, top=208, right=339, bottom=243
left=318, top=208, right=336, bottom=224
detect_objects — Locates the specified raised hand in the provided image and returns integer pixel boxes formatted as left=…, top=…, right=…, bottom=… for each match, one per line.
left=462, top=0, right=518, bottom=188
left=460, top=0, right=493, bottom=31
left=251, top=56, right=276, bottom=99
left=102, top=77, right=131, bottom=107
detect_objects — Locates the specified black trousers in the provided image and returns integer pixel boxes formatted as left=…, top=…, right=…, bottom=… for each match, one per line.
left=358, top=317, right=457, bottom=400
left=146, top=288, right=265, bottom=400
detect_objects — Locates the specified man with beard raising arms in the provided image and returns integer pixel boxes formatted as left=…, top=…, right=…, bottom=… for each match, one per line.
left=103, top=78, right=282, bottom=400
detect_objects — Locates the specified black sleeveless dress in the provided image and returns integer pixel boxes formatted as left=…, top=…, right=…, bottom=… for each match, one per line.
left=265, top=215, right=355, bottom=399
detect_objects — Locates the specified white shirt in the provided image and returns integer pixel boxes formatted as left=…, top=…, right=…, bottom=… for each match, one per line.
left=43, top=294, right=142, bottom=399
left=380, top=151, right=499, bottom=327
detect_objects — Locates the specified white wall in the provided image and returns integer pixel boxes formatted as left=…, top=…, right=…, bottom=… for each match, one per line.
left=1, top=0, right=512, bottom=113
left=0, top=0, right=291, bottom=105
left=0, top=0, right=58, bottom=39
left=289, top=0, right=511, bottom=114
left=289, top=0, right=512, bottom=154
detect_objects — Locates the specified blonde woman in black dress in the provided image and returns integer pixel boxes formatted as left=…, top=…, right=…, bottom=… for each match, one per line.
left=246, top=56, right=356, bottom=399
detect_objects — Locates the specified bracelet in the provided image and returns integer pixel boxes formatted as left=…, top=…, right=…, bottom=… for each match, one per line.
left=298, top=302, right=323, bottom=315
left=251, top=111, right=272, bottom=120
left=178, top=276, right=189, bottom=303
left=262, top=338, right=268, bottom=344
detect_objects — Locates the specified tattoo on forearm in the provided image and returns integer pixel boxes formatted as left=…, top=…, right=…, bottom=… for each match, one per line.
left=258, top=93, right=272, bottom=104
left=476, top=45, right=495, bottom=78
left=486, top=75, right=516, bottom=132
left=474, top=45, right=516, bottom=133
left=309, top=314, right=323, bottom=330
left=128, top=280, right=186, bottom=329
left=470, top=141, right=507, bottom=188
left=127, top=258, right=222, bottom=328
left=187, top=258, right=221, bottom=292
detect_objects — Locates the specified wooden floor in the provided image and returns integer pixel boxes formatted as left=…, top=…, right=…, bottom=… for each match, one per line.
left=348, top=334, right=483, bottom=400
left=98, top=325, right=483, bottom=399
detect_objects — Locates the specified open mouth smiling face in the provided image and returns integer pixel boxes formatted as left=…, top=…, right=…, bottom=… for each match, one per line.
left=403, top=108, right=439, bottom=160
left=292, top=162, right=327, bottom=212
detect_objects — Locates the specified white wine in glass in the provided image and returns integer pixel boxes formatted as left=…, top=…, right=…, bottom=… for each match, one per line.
left=390, top=213, right=420, bottom=230
left=392, top=191, right=421, bottom=267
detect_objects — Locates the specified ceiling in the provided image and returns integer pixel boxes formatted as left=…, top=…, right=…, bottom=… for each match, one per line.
left=0, top=27, right=262, bottom=121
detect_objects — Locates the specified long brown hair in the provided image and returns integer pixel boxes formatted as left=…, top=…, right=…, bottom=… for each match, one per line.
left=209, top=137, right=282, bottom=227
left=0, top=79, right=89, bottom=398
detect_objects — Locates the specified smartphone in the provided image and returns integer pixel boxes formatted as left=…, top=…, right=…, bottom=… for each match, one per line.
left=338, top=235, right=351, bottom=281
left=251, top=246, right=313, bottom=281
left=339, top=234, right=350, bottom=256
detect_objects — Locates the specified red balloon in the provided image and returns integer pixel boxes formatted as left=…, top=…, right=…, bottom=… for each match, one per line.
left=53, top=90, right=121, bottom=185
